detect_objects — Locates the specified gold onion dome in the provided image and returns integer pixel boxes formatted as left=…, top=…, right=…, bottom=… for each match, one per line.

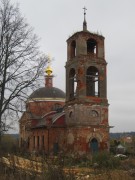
left=45, top=65, right=53, bottom=76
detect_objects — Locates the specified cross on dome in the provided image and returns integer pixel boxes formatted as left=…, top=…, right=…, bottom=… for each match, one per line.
left=45, top=54, right=53, bottom=76
left=83, top=6, right=87, bottom=31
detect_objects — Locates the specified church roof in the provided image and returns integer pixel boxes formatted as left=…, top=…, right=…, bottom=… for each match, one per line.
left=31, top=111, right=66, bottom=128
left=29, top=87, right=65, bottom=99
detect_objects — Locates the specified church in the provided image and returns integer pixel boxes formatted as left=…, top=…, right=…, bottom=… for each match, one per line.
left=19, top=9, right=110, bottom=155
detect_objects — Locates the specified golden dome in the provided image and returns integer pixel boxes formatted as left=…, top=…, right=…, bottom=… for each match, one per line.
left=45, top=65, right=53, bottom=76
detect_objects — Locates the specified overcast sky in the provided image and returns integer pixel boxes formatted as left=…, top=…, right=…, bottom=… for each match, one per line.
left=11, top=0, right=135, bottom=133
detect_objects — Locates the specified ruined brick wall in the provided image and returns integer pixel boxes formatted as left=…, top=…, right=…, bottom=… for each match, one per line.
left=19, top=112, right=32, bottom=149
left=26, top=125, right=109, bottom=155
left=26, top=101, right=65, bottom=116
left=19, top=99, right=65, bottom=151
left=28, top=127, right=66, bottom=154
left=65, top=104, right=108, bottom=126
left=19, top=23, right=110, bottom=155
left=66, top=32, right=107, bottom=102
left=65, top=104, right=109, bottom=154
left=65, top=29, right=109, bottom=154
left=66, top=127, right=109, bottom=154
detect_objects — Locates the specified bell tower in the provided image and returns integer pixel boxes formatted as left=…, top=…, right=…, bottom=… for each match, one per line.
left=65, top=8, right=109, bottom=153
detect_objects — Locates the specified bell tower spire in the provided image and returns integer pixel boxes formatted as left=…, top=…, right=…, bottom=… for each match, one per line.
left=83, top=6, right=87, bottom=31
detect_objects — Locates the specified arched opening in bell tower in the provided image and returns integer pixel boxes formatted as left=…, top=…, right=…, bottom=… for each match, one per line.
left=87, top=39, right=97, bottom=55
left=69, top=68, right=77, bottom=99
left=86, top=66, right=99, bottom=97
left=70, top=40, right=76, bottom=58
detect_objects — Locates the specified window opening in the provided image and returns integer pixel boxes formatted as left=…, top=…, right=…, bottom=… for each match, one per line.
left=27, top=137, right=30, bottom=148
left=53, top=103, right=62, bottom=112
left=37, top=136, right=39, bottom=148
left=87, top=39, right=97, bottom=55
left=53, top=142, right=59, bottom=155
left=70, top=40, right=76, bottom=58
left=91, top=110, right=98, bottom=117
left=42, top=135, right=44, bottom=148
left=20, top=137, right=22, bottom=147
left=69, top=68, right=77, bottom=99
left=33, top=136, right=35, bottom=148
left=74, top=74, right=77, bottom=96
left=86, top=66, right=99, bottom=97
left=69, top=111, right=73, bottom=118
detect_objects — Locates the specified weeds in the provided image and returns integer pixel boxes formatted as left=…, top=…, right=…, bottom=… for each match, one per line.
left=0, top=151, right=135, bottom=180
left=92, top=151, right=120, bottom=169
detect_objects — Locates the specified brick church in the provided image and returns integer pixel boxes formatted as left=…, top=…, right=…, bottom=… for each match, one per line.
left=19, top=9, right=110, bottom=155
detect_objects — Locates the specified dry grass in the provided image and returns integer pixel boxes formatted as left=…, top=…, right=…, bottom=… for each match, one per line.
left=0, top=154, right=135, bottom=180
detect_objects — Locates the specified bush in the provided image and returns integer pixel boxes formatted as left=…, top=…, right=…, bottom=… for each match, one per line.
left=61, top=153, right=92, bottom=167
left=0, top=134, right=19, bottom=155
left=44, top=165, right=66, bottom=180
left=92, top=151, right=120, bottom=169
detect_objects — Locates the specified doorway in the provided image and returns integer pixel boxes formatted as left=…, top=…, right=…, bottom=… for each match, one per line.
left=53, top=142, right=59, bottom=155
left=90, top=138, right=98, bottom=153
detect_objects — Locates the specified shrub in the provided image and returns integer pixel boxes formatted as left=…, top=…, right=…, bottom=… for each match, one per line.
left=92, top=151, right=120, bottom=169
left=0, top=134, right=19, bottom=155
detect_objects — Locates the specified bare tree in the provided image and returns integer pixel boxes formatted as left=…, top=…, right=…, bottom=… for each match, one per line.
left=0, top=0, right=47, bottom=140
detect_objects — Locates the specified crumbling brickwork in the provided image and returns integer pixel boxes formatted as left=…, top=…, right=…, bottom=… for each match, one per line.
left=19, top=17, right=110, bottom=155
left=65, top=29, right=109, bottom=154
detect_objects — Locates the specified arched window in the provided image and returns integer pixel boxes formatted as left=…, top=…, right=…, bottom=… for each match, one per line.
left=69, top=111, right=73, bottom=118
left=91, top=110, right=99, bottom=117
left=70, top=40, right=76, bottom=58
left=86, top=66, right=99, bottom=97
left=42, top=135, right=44, bottom=148
left=33, top=136, right=35, bottom=149
left=69, top=68, right=77, bottom=99
left=53, top=103, right=62, bottom=112
left=37, top=136, right=40, bottom=148
left=87, top=39, right=97, bottom=55
left=90, top=138, right=98, bottom=153
left=69, top=111, right=74, bottom=119
left=27, top=137, right=30, bottom=148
